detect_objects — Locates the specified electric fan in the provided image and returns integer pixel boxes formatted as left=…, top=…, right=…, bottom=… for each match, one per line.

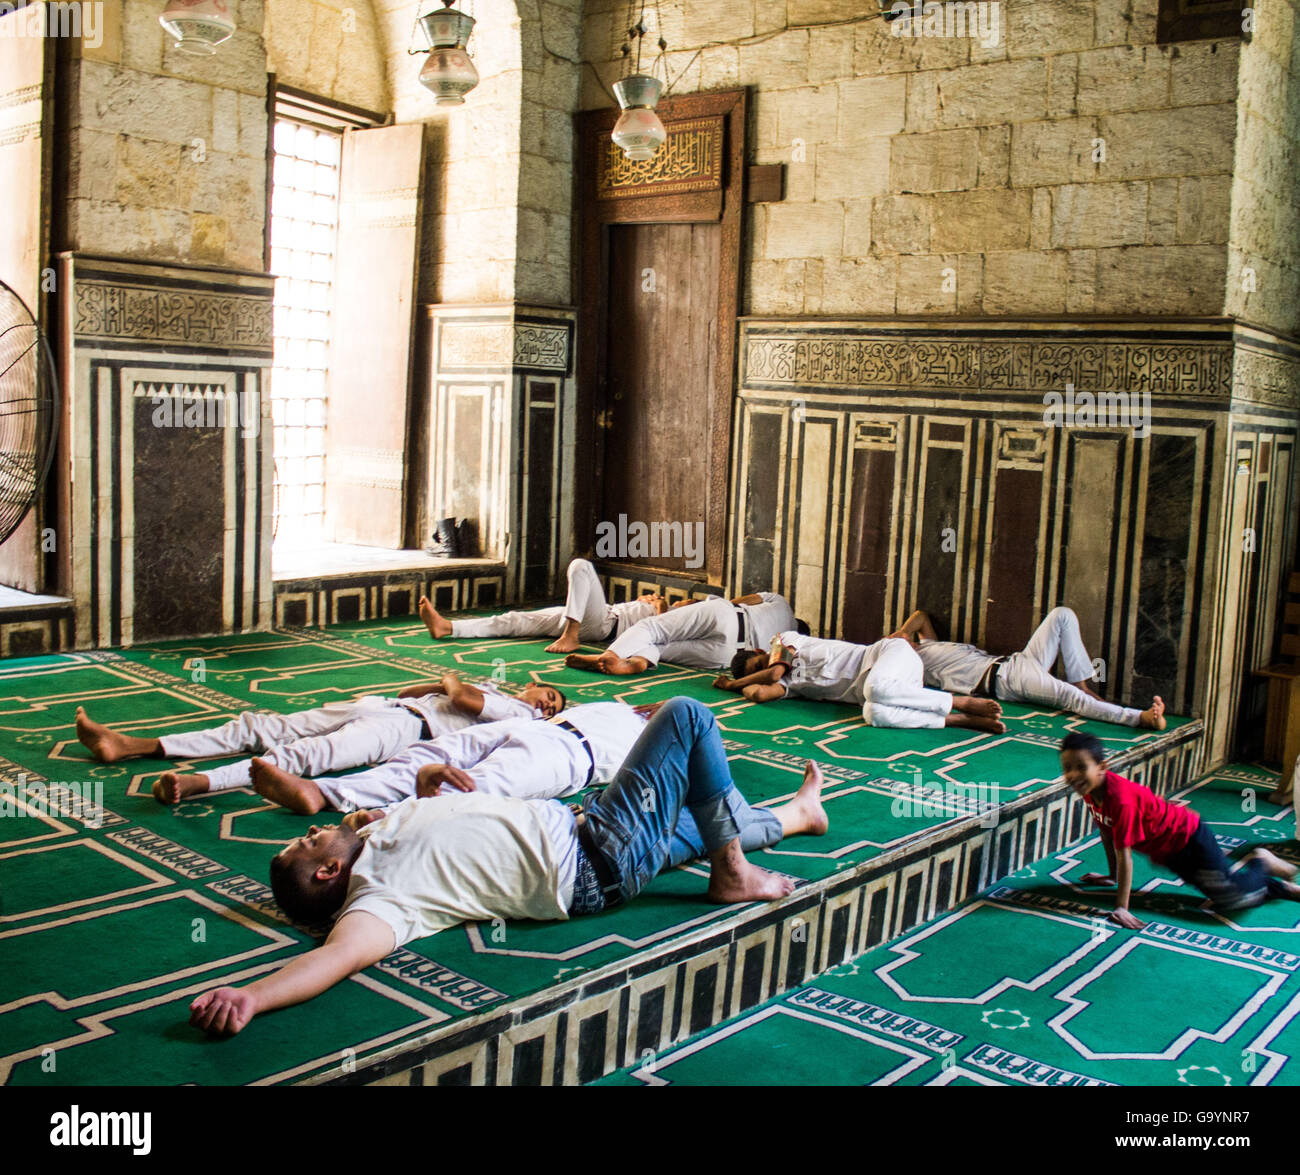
left=0, top=279, right=59, bottom=547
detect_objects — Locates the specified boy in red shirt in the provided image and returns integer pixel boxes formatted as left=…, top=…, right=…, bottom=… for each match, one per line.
left=1060, top=732, right=1300, bottom=928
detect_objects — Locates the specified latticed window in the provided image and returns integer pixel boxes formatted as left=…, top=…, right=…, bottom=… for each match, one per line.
left=269, top=117, right=341, bottom=547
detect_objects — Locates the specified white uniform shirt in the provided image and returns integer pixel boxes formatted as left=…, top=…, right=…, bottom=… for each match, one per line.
left=551, top=700, right=647, bottom=782
left=739, top=592, right=797, bottom=653
left=422, top=702, right=644, bottom=798
left=343, top=794, right=578, bottom=946
left=915, top=639, right=996, bottom=694
left=400, top=682, right=537, bottom=731
left=609, top=597, right=657, bottom=637
left=775, top=631, right=873, bottom=702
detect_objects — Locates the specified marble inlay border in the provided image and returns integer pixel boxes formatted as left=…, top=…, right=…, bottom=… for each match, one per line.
left=740, top=321, right=1300, bottom=410
left=74, top=280, right=273, bottom=353
left=436, top=317, right=572, bottom=375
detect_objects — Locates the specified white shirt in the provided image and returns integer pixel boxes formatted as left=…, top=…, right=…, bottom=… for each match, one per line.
left=550, top=701, right=647, bottom=782
left=609, top=597, right=657, bottom=637
left=775, top=631, right=873, bottom=702
left=915, top=639, right=996, bottom=694
left=343, top=794, right=578, bottom=946
left=399, top=682, right=537, bottom=731
left=740, top=592, right=797, bottom=653
left=422, top=702, right=644, bottom=798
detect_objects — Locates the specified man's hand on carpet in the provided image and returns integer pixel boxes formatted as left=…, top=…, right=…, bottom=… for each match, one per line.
left=190, top=986, right=257, bottom=1037
left=416, top=762, right=475, bottom=797
left=1080, top=872, right=1117, bottom=887
left=1108, top=907, right=1145, bottom=930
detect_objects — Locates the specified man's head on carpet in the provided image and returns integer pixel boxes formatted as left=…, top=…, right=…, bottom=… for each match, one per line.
left=519, top=683, right=566, bottom=717
left=270, top=823, right=364, bottom=924
left=731, top=649, right=769, bottom=680
left=1060, top=731, right=1108, bottom=796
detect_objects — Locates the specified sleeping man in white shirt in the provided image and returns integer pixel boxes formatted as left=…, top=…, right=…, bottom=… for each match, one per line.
left=245, top=700, right=651, bottom=815
left=564, top=591, right=803, bottom=676
left=418, top=556, right=667, bottom=654
left=714, top=631, right=1005, bottom=734
left=74, top=673, right=562, bottom=805
left=892, top=606, right=1167, bottom=730
left=189, top=696, right=830, bottom=1038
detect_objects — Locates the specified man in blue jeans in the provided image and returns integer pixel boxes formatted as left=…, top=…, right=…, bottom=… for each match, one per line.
left=189, top=698, right=827, bottom=1037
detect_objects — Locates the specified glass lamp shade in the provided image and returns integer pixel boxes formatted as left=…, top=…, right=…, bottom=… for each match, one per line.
left=419, top=5, right=475, bottom=49
left=612, top=75, right=667, bottom=162
left=417, top=4, right=479, bottom=104
left=159, top=0, right=236, bottom=55
left=418, top=49, right=480, bottom=105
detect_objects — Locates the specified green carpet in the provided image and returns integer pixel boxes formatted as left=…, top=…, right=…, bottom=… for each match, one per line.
left=597, top=763, right=1300, bottom=1087
left=0, top=616, right=1188, bottom=1085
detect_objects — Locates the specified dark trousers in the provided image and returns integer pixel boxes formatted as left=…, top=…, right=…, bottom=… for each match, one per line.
left=1163, top=821, right=1287, bottom=910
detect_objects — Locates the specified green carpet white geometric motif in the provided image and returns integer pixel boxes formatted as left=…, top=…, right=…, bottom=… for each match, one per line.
left=0, top=616, right=1190, bottom=1085
left=598, top=764, right=1300, bottom=1086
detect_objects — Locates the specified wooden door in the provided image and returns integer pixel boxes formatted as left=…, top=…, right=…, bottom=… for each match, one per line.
left=602, top=223, right=719, bottom=573
left=576, top=89, right=747, bottom=585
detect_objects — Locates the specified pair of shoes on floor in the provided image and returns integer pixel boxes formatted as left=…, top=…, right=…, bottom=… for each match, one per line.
left=425, top=517, right=477, bottom=559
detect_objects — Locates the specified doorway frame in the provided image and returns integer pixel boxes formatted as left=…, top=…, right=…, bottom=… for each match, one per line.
left=575, top=88, right=747, bottom=585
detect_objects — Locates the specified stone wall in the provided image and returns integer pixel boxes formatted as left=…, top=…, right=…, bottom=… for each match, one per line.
left=1226, top=0, right=1300, bottom=337
left=265, top=0, right=390, bottom=112
left=373, top=0, right=581, bottom=307
left=69, top=0, right=269, bottom=271
left=579, top=0, right=1246, bottom=319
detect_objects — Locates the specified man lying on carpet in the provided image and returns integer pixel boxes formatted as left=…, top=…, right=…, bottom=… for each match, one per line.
left=713, top=631, right=1006, bottom=734
left=891, top=606, right=1167, bottom=730
left=245, top=699, right=651, bottom=814
left=74, top=673, right=564, bottom=805
left=189, top=697, right=828, bottom=1037
left=564, top=590, right=807, bottom=676
left=1062, top=731, right=1300, bottom=927
left=418, top=556, right=668, bottom=654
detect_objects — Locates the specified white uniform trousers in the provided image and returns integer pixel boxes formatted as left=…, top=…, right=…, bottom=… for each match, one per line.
left=607, top=595, right=739, bottom=670
left=159, top=698, right=427, bottom=792
left=995, top=607, right=1142, bottom=726
left=450, top=558, right=615, bottom=641
left=860, top=638, right=954, bottom=729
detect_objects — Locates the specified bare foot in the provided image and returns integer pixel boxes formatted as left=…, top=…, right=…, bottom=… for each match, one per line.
left=1266, top=788, right=1293, bottom=807
left=1073, top=680, right=1104, bottom=700
left=1140, top=696, right=1167, bottom=731
left=545, top=619, right=582, bottom=654
left=565, top=652, right=604, bottom=672
left=945, top=713, right=1007, bottom=735
left=76, top=706, right=157, bottom=763
left=952, top=695, right=1002, bottom=718
left=1249, top=847, right=1298, bottom=882
left=706, top=840, right=796, bottom=903
left=775, top=760, right=829, bottom=838
left=418, top=596, right=452, bottom=640
left=249, top=757, right=328, bottom=815
left=152, top=772, right=210, bottom=805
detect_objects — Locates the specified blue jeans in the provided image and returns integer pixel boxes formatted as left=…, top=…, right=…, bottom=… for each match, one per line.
left=1163, top=820, right=1289, bottom=910
left=582, top=697, right=782, bottom=903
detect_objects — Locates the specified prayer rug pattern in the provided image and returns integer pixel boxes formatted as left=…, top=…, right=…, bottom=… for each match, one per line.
left=0, top=617, right=1192, bottom=1085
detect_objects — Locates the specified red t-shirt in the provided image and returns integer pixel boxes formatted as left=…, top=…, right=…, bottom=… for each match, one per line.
left=1084, top=770, right=1199, bottom=864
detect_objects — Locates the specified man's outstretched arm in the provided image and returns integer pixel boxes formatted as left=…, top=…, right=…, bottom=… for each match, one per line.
left=713, top=663, right=789, bottom=693
left=189, top=911, right=395, bottom=1037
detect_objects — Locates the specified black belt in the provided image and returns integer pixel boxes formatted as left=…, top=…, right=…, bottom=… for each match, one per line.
left=576, top=816, right=624, bottom=906
left=979, top=657, right=1008, bottom=698
left=734, top=605, right=749, bottom=650
left=398, top=701, right=433, bottom=739
left=555, top=719, right=596, bottom=786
